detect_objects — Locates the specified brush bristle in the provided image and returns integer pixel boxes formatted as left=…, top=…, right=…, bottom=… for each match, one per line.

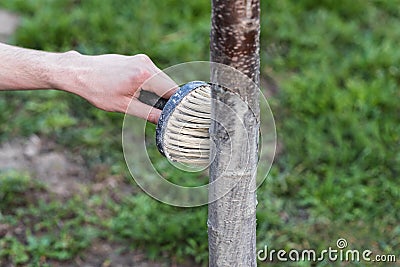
left=163, top=85, right=211, bottom=165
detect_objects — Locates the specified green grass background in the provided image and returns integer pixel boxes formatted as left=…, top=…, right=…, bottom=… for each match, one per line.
left=0, top=0, right=399, bottom=266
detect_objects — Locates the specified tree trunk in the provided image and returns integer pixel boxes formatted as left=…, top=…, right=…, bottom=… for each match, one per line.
left=208, top=0, right=260, bottom=266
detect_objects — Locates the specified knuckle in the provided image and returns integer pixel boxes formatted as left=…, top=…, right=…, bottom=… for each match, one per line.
left=135, top=53, right=151, bottom=63
left=136, top=68, right=152, bottom=83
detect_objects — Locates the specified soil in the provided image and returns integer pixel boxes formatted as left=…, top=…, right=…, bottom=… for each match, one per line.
left=0, top=135, right=88, bottom=197
left=0, top=136, right=189, bottom=267
left=0, top=9, right=19, bottom=43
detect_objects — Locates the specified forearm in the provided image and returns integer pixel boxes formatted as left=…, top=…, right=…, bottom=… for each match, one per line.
left=0, top=43, right=100, bottom=102
left=0, top=43, right=69, bottom=91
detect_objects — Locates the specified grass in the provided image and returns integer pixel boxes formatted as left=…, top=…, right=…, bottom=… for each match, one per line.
left=0, top=0, right=399, bottom=266
left=0, top=171, right=96, bottom=265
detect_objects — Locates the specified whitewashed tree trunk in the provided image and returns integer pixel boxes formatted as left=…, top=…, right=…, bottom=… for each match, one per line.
left=208, top=0, right=260, bottom=266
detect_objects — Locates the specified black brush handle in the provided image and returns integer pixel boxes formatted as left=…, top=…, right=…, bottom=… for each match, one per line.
left=138, top=90, right=168, bottom=110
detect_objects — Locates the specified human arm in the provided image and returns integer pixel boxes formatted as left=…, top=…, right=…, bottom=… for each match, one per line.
left=0, top=43, right=177, bottom=123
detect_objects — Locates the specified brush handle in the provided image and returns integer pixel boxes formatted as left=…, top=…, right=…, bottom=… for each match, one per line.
left=138, top=90, right=168, bottom=110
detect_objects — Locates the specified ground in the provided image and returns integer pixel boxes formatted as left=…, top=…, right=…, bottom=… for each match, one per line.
left=0, top=10, right=196, bottom=267
left=0, top=10, right=19, bottom=43
left=0, top=137, right=194, bottom=266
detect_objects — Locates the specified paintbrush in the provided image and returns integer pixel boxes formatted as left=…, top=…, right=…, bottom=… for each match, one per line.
left=138, top=81, right=211, bottom=165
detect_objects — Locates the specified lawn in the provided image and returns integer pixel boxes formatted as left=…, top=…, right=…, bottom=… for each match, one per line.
left=0, top=0, right=399, bottom=266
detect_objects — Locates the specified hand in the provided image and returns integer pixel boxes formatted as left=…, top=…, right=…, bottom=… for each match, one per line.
left=60, top=52, right=177, bottom=124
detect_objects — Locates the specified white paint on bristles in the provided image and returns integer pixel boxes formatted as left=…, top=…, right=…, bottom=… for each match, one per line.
left=164, top=85, right=211, bottom=165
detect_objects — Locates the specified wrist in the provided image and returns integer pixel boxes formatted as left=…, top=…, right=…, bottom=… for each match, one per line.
left=50, top=50, right=87, bottom=96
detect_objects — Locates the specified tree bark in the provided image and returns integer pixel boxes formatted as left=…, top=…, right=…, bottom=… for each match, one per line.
left=208, top=0, right=260, bottom=267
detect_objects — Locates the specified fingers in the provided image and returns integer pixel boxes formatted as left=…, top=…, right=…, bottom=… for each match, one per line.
left=127, top=54, right=179, bottom=123
left=142, top=64, right=179, bottom=99
left=126, top=99, right=162, bottom=124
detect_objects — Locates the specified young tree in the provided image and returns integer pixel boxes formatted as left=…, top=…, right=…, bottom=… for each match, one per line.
left=208, top=0, right=260, bottom=266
